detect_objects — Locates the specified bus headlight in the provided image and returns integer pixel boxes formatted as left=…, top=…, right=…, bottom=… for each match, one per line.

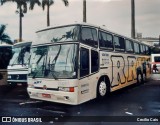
left=8, top=75, right=11, bottom=79
left=28, top=84, right=34, bottom=88
left=58, top=87, right=74, bottom=92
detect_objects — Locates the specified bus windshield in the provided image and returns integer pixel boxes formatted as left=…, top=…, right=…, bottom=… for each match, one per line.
left=29, top=44, right=78, bottom=79
left=36, top=25, right=79, bottom=44
left=9, top=44, right=30, bottom=65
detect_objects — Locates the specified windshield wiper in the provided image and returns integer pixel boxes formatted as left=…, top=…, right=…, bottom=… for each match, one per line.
left=32, top=68, right=58, bottom=80
left=32, top=52, right=47, bottom=79
left=32, top=71, right=38, bottom=79
left=47, top=64, right=58, bottom=80
left=48, top=70, right=58, bottom=80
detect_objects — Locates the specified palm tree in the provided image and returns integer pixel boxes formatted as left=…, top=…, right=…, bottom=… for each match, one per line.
left=42, top=0, right=69, bottom=27
left=1, top=0, right=29, bottom=42
left=83, top=0, right=86, bottom=22
left=0, top=24, right=13, bottom=44
left=1, top=0, right=41, bottom=42
left=29, top=0, right=41, bottom=10
left=0, top=0, right=6, bottom=5
left=0, top=0, right=3, bottom=5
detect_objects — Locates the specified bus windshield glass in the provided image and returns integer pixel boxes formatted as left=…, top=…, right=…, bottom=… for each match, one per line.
left=29, top=44, right=78, bottom=79
left=36, top=25, right=79, bottom=44
left=9, top=44, right=30, bottom=65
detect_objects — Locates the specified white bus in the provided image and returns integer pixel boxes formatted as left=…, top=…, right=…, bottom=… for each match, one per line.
left=27, top=23, right=151, bottom=105
left=151, top=54, right=160, bottom=73
left=7, top=41, right=32, bottom=86
left=0, top=44, right=12, bottom=86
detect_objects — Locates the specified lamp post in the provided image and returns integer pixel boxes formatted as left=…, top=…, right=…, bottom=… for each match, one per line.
left=159, top=35, right=160, bottom=47
left=16, top=6, right=24, bottom=42
left=83, top=0, right=87, bottom=22
left=131, top=0, right=135, bottom=39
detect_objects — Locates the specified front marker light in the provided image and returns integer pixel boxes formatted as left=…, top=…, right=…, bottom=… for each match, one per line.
left=28, top=84, right=34, bottom=88
left=59, top=87, right=74, bottom=92
left=8, top=75, right=11, bottom=79
left=69, top=87, right=74, bottom=92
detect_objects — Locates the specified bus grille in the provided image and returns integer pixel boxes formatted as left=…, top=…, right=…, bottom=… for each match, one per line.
left=9, top=74, right=27, bottom=80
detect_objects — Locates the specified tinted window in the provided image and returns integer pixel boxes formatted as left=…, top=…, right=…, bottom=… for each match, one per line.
left=126, top=39, right=134, bottom=53
left=114, top=36, right=125, bottom=51
left=80, top=48, right=89, bottom=77
left=145, top=46, right=150, bottom=55
left=81, top=27, right=98, bottom=47
left=91, top=50, right=99, bottom=73
left=143, top=45, right=146, bottom=54
left=148, top=47, right=151, bottom=55
left=99, top=31, right=113, bottom=50
left=140, top=44, right=144, bottom=54
left=134, top=42, right=140, bottom=54
left=154, top=56, right=160, bottom=62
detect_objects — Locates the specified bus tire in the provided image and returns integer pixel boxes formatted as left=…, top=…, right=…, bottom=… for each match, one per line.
left=97, top=77, right=110, bottom=99
left=137, top=73, right=143, bottom=84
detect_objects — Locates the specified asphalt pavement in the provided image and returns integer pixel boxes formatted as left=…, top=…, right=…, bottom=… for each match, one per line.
left=0, top=73, right=159, bottom=125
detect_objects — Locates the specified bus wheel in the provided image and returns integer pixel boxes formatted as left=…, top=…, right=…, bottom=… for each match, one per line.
left=97, top=79, right=110, bottom=99
left=137, top=73, right=143, bottom=84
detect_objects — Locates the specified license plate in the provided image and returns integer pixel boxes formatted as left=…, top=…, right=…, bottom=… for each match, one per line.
left=42, top=93, right=51, bottom=98
left=32, top=93, right=38, bottom=97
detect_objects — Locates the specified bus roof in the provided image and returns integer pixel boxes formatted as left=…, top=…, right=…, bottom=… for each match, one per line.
left=35, top=22, right=151, bottom=47
left=0, top=44, right=12, bottom=48
left=13, top=41, right=32, bottom=47
left=36, top=23, right=127, bottom=39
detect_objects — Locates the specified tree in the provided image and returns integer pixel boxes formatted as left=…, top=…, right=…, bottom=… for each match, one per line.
left=0, top=0, right=3, bottom=5
left=1, top=0, right=29, bottom=42
left=0, top=24, right=13, bottom=44
left=1, top=0, right=41, bottom=42
left=42, top=0, right=69, bottom=26
left=29, top=0, right=41, bottom=10
left=0, top=0, right=5, bottom=5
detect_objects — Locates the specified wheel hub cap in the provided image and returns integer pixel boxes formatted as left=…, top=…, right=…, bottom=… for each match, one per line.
left=99, top=81, right=107, bottom=96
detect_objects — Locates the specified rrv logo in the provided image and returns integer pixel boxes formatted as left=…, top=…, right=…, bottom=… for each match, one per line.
left=110, top=56, right=137, bottom=87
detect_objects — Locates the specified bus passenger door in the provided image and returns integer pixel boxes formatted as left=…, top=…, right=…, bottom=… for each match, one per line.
left=79, top=47, right=90, bottom=103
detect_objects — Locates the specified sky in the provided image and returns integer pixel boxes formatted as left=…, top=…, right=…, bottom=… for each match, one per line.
left=0, top=0, right=160, bottom=42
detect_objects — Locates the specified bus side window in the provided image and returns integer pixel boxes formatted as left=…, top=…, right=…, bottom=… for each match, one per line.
left=143, top=45, right=146, bottom=55
left=148, top=46, right=151, bottom=55
left=146, top=46, right=149, bottom=55
left=99, top=31, right=113, bottom=50
left=125, top=39, right=134, bottom=53
left=91, top=50, right=99, bottom=73
left=81, top=27, right=98, bottom=47
left=114, top=36, right=125, bottom=51
left=80, top=48, right=89, bottom=77
left=140, top=44, right=144, bottom=54
left=134, top=42, right=140, bottom=54
left=154, top=56, right=160, bottom=62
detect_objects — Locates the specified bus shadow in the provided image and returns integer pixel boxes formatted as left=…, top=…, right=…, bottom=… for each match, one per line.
left=19, top=78, right=156, bottom=117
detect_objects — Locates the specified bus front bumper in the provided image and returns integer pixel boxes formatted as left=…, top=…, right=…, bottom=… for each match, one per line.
left=27, top=87, right=79, bottom=105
